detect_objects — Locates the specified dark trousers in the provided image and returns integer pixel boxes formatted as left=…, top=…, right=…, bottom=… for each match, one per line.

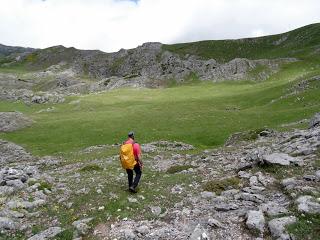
left=126, top=164, right=142, bottom=188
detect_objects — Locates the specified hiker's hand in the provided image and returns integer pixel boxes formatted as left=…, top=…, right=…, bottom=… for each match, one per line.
left=139, top=161, right=144, bottom=169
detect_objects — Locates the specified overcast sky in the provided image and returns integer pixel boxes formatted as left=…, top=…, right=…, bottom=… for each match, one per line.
left=1, top=0, right=320, bottom=52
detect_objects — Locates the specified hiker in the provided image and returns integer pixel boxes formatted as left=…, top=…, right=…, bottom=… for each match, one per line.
left=120, top=131, right=143, bottom=193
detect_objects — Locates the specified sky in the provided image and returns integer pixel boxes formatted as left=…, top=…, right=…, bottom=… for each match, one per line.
left=0, top=0, right=320, bottom=52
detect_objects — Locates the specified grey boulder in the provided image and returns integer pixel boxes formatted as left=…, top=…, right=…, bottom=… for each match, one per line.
left=27, top=227, right=63, bottom=240
left=263, top=153, right=300, bottom=166
left=268, top=216, right=296, bottom=240
left=0, top=217, right=17, bottom=230
left=296, top=195, right=320, bottom=214
left=246, top=210, right=265, bottom=235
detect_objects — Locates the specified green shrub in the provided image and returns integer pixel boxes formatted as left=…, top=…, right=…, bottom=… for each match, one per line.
left=38, top=181, right=52, bottom=191
left=166, top=165, right=195, bottom=174
left=203, top=177, right=240, bottom=194
left=80, top=164, right=103, bottom=172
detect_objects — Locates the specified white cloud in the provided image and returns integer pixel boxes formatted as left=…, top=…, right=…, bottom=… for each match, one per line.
left=0, top=0, right=319, bottom=52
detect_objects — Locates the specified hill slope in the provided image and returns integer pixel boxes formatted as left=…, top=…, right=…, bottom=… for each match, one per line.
left=0, top=23, right=319, bottom=89
left=163, top=23, right=320, bottom=62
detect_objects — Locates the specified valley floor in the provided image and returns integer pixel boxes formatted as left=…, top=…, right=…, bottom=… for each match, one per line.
left=0, top=114, right=320, bottom=240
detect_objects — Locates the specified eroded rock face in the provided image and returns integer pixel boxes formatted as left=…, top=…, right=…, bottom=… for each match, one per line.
left=0, top=112, right=33, bottom=132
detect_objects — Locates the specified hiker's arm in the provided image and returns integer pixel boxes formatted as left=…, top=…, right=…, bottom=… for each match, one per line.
left=137, top=152, right=143, bottom=169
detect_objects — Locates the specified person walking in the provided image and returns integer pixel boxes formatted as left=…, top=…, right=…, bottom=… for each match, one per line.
left=120, top=131, right=143, bottom=193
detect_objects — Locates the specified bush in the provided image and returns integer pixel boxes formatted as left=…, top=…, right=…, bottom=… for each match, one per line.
left=167, top=165, right=195, bottom=174
left=203, top=177, right=240, bottom=194
left=38, top=181, right=52, bottom=191
left=80, top=164, right=103, bottom=172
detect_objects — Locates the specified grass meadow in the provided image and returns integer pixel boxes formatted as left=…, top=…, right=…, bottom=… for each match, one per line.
left=1, top=59, right=320, bottom=156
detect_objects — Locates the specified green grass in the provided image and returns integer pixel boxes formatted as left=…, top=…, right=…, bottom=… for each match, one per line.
left=287, top=213, right=320, bottom=240
left=0, top=24, right=320, bottom=156
left=37, top=181, right=52, bottom=191
left=0, top=65, right=320, bottom=156
left=80, top=164, right=103, bottom=172
left=162, top=23, right=320, bottom=62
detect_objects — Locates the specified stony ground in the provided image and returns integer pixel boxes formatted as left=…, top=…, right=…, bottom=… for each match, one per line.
left=0, top=113, right=320, bottom=240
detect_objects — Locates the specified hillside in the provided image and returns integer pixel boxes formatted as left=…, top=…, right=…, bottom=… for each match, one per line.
left=0, top=23, right=319, bottom=92
left=163, top=23, right=320, bottom=61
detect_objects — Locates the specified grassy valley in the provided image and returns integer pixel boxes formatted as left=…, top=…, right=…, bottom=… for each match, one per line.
left=0, top=24, right=320, bottom=240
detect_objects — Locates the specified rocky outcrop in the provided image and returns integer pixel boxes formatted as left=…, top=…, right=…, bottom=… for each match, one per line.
left=0, top=139, right=33, bottom=164
left=0, top=112, right=33, bottom=132
left=0, top=42, right=298, bottom=96
left=79, top=42, right=295, bottom=83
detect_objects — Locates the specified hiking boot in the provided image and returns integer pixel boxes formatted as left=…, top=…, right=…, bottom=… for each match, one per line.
left=129, top=186, right=137, bottom=193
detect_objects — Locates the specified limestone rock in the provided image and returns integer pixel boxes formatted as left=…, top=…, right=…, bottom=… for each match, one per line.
left=215, top=203, right=239, bottom=211
left=123, top=228, right=135, bottom=239
left=6, top=179, right=25, bottom=189
left=27, top=227, right=63, bottom=240
left=263, top=153, right=299, bottom=166
left=281, top=177, right=298, bottom=188
left=296, top=195, right=320, bottom=214
left=0, top=112, right=33, bottom=132
left=260, top=202, right=289, bottom=217
left=0, top=217, right=17, bottom=230
left=309, top=112, right=320, bottom=128
left=189, top=224, right=209, bottom=240
left=246, top=210, right=265, bottom=235
left=150, top=206, right=162, bottom=216
left=237, top=193, right=265, bottom=203
left=72, top=218, right=94, bottom=236
left=208, top=218, right=225, bottom=228
left=201, top=191, right=216, bottom=199
left=268, top=216, right=296, bottom=240
left=0, top=186, right=15, bottom=196
left=136, top=225, right=149, bottom=235
left=0, top=139, right=33, bottom=164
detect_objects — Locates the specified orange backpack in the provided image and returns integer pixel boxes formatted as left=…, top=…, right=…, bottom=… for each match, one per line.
left=120, top=142, right=137, bottom=170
